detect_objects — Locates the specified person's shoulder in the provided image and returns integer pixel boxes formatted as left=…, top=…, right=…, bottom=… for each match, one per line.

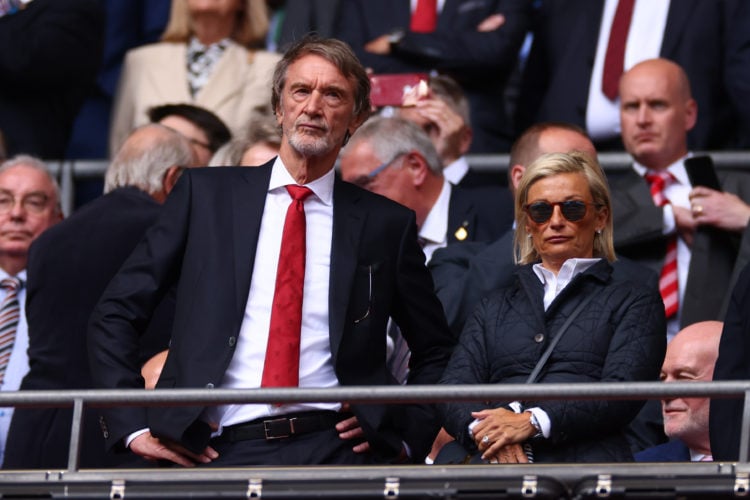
left=635, top=440, right=690, bottom=462
left=337, top=179, right=413, bottom=215
left=247, top=49, right=282, bottom=67
left=126, top=42, right=183, bottom=62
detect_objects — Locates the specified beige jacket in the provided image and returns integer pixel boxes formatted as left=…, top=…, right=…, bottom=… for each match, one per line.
left=109, top=41, right=280, bottom=155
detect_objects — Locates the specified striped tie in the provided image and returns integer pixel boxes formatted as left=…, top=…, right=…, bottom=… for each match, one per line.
left=0, top=277, right=21, bottom=385
left=645, top=171, right=679, bottom=318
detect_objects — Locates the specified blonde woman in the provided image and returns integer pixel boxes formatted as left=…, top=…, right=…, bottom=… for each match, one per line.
left=110, top=0, right=280, bottom=155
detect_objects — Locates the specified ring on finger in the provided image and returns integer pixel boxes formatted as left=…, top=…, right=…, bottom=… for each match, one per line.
left=693, top=204, right=704, bottom=214
left=481, top=435, right=490, bottom=445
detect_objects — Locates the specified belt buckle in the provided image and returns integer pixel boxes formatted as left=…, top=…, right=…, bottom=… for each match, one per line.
left=263, top=417, right=296, bottom=440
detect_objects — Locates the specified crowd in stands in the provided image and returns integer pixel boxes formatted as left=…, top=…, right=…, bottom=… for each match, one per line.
left=0, top=0, right=749, bottom=471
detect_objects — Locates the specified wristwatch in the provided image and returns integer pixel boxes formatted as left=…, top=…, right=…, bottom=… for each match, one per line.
left=528, top=411, right=542, bottom=438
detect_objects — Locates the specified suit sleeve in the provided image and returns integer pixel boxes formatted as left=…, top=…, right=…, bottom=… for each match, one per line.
left=389, top=211, right=457, bottom=459
left=87, top=173, right=192, bottom=449
left=722, top=0, right=750, bottom=148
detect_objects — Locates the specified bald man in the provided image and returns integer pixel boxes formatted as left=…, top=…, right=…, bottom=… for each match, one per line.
left=636, top=321, right=721, bottom=462
left=609, top=58, right=750, bottom=342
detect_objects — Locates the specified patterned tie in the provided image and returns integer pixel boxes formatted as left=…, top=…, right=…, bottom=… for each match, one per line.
left=0, top=277, right=21, bottom=385
left=601, top=0, right=636, bottom=100
left=410, top=0, right=438, bottom=33
left=387, top=321, right=410, bottom=384
left=261, top=185, right=313, bottom=388
left=645, top=171, right=679, bottom=318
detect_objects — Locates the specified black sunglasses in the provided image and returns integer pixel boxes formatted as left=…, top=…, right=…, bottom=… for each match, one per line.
left=524, top=200, right=601, bottom=224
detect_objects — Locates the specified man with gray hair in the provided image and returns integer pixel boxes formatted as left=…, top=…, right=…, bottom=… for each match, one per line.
left=340, top=116, right=509, bottom=264
left=4, top=124, right=194, bottom=469
left=0, top=155, right=62, bottom=466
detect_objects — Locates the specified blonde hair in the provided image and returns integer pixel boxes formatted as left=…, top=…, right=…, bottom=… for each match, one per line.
left=514, top=151, right=615, bottom=264
left=161, top=0, right=269, bottom=48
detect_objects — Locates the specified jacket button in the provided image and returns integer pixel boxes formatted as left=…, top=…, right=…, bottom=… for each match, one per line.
left=206, top=383, right=214, bottom=389
left=228, top=336, right=236, bottom=347
left=534, top=333, right=544, bottom=343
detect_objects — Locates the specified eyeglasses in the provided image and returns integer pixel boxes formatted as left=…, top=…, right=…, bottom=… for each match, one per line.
left=524, top=200, right=601, bottom=224
left=0, top=192, right=52, bottom=215
left=350, top=153, right=406, bottom=189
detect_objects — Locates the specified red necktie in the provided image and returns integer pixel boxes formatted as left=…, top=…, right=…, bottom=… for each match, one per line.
left=645, top=171, right=679, bottom=318
left=261, top=185, right=313, bottom=388
left=602, top=0, right=636, bottom=100
left=0, top=277, right=21, bottom=385
left=410, top=0, right=438, bottom=33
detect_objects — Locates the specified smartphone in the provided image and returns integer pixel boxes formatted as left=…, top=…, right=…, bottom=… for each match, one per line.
left=684, top=155, right=722, bottom=191
left=369, top=73, right=429, bottom=107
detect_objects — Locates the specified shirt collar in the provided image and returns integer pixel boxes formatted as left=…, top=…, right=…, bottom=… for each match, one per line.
left=443, top=156, right=469, bottom=185
left=0, top=268, right=26, bottom=283
left=269, top=156, right=335, bottom=206
left=532, top=258, right=601, bottom=285
left=419, top=179, right=451, bottom=245
left=632, top=153, right=692, bottom=186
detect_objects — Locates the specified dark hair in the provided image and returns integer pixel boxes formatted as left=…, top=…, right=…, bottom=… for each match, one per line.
left=147, top=103, right=232, bottom=153
left=271, top=35, right=371, bottom=121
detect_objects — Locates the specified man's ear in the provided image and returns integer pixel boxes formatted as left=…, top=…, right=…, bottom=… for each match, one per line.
left=404, top=151, right=429, bottom=186
left=458, top=126, right=473, bottom=156
left=163, top=165, right=185, bottom=195
left=510, top=164, right=525, bottom=190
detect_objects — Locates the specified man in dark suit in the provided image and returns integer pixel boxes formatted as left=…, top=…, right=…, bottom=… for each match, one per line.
left=710, top=264, right=750, bottom=461
left=87, top=36, right=455, bottom=467
left=636, top=321, right=721, bottom=462
left=334, top=0, right=530, bottom=153
left=339, top=116, right=511, bottom=264
left=0, top=0, right=104, bottom=159
left=609, top=58, right=750, bottom=341
left=3, top=124, right=195, bottom=469
left=516, top=0, right=750, bottom=150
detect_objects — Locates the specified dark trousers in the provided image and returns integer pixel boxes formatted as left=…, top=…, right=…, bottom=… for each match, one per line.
left=206, top=428, right=374, bottom=467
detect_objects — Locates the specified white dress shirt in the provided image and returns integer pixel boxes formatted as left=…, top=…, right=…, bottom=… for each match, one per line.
left=632, top=155, right=692, bottom=341
left=586, top=0, right=670, bottom=141
left=419, top=179, right=451, bottom=264
left=204, top=158, right=341, bottom=431
left=0, top=269, right=28, bottom=466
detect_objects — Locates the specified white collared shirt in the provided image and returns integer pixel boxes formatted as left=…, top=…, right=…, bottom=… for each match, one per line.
left=410, top=0, right=446, bottom=14
left=532, top=258, right=601, bottom=310
left=632, top=155, right=692, bottom=341
left=586, top=0, right=670, bottom=140
left=0, top=268, right=28, bottom=466
left=203, top=158, right=340, bottom=431
left=419, top=179, right=451, bottom=264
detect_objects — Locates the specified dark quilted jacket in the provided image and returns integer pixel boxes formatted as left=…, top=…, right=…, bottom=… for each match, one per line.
left=439, top=259, right=666, bottom=462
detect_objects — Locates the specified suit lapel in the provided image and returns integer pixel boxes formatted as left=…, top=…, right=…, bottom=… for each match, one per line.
left=196, top=43, right=247, bottom=110
left=231, top=162, right=273, bottom=317
left=328, top=179, right=366, bottom=363
left=447, top=187, right=475, bottom=243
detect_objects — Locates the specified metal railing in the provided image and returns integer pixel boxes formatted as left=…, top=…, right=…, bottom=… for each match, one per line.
left=47, top=151, right=750, bottom=216
left=1, top=381, right=749, bottom=498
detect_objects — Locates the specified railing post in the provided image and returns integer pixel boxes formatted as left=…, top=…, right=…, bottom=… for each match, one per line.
left=67, top=398, right=84, bottom=473
left=740, top=390, right=750, bottom=463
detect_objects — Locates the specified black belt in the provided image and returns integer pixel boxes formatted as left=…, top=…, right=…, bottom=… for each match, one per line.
left=212, top=411, right=346, bottom=443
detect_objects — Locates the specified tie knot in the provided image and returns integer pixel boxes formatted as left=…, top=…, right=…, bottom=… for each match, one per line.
left=286, top=185, right=313, bottom=202
left=0, top=277, right=20, bottom=292
left=645, top=170, right=674, bottom=188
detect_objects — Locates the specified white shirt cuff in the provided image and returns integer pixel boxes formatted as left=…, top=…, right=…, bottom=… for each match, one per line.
left=124, top=428, right=150, bottom=448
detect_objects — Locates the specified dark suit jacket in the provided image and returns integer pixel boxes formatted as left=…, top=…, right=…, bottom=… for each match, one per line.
left=4, top=188, right=173, bottom=469
left=635, top=439, right=692, bottom=462
left=516, top=0, right=750, bottom=150
left=334, top=0, right=530, bottom=153
left=710, top=262, right=750, bottom=461
left=447, top=185, right=513, bottom=246
left=87, top=164, right=455, bottom=462
left=0, top=0, right=104, bottom=158
left=608, top=167, right=750, bottom=328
